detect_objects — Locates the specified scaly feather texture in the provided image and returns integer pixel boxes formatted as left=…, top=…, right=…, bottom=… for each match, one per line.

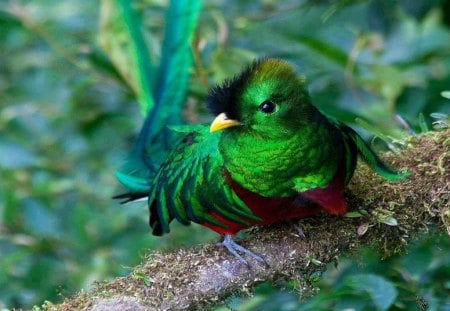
left=116, top=58, right=410, bottom=238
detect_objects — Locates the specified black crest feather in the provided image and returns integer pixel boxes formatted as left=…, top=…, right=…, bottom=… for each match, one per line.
left=206, top=58, right=268, bottom=120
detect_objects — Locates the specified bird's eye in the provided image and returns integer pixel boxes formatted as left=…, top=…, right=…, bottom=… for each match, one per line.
left=259, top=100, right=277, bottom=114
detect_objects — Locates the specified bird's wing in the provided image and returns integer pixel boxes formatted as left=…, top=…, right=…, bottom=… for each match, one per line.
left=148, top=126, right=259, bottom=235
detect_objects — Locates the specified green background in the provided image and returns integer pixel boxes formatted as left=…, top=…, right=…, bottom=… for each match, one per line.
left=0, top=0, right=449, bottom=309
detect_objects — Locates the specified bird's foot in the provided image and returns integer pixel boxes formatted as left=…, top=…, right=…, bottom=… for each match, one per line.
left=222, top=234, right=267, bottom=266
left=291, top=221, right=306, bottom=238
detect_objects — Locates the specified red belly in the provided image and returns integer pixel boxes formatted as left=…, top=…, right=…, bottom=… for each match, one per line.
left=203, top=169, right=348, bottom=235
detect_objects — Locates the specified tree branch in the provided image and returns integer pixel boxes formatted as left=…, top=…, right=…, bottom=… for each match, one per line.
left=49, top=130, right=449, bottom=311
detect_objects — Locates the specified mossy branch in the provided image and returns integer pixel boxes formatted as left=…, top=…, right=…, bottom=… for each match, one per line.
left=48, top=130, right=449, bottom=311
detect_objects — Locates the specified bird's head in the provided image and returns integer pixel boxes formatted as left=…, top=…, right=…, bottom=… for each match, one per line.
left=207, top=58, right=313, bottom=139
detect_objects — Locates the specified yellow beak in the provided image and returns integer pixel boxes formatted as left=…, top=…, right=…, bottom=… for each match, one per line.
left=210, top=112, right=242, bottom=132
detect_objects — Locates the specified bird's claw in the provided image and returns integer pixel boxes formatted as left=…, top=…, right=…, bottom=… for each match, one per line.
left=291, top=222, right=306, bottom=238
left=222, top=234, right=267, bottom=266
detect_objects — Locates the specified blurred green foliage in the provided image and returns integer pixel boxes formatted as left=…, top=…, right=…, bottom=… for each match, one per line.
left=218, top=234, right=450, bottom=310
left=0, top=0, right=449, bottom=309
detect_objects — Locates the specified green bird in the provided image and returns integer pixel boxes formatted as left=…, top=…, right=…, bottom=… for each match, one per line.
left=115, top=58, right=409, bottom=263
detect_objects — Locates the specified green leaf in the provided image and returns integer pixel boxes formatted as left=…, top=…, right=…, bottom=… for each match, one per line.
left=347, top=274, right=398, bottom=311
left=430, top=112, right=449, bottom=119
left=305, top=256, right=324, bottom=266
left=134, top=271, right=154, bottom=286
left=292, top=35, right=349, bottom=68
left=345, top=211, right=364, bottom=218
left=370, top=64, right=406, bottom=104
left=380, top=215, right=398, bottom=226
left=359, top=209, right=369, bottom=216
left=441, top=91, right=450, bottom=99
left=418, top=112, right=429, bottom=133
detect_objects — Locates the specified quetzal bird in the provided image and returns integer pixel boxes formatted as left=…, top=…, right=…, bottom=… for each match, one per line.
left=116, top=59, right=409, bottom=263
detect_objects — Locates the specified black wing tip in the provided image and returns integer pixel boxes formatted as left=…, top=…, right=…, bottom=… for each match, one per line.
left=112, top=192, right=148, bottom=204
left=150, top=218, right=170, bottom=236
left=151, top=227, right=164, bottom=236
left=149, top=200, right=172, bottom=236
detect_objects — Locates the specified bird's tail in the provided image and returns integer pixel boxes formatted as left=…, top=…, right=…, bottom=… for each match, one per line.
left=342, top=125, right=411, bottom=181
left=113, top=171, right=151, bottom=203
left=111, top=1, right=202, bottom=200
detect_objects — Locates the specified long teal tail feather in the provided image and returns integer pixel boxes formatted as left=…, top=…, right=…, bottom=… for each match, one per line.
left=118, top=0, right=155, bottom=115
left=135, top=0, right=202, bottom=159
left=113, top=171, right=150, bottom=203
left=155, top=0, right=202, bottom=125
left=115, top=1, right=203, bottom=192
left=343, top=126, right=411, bottom=181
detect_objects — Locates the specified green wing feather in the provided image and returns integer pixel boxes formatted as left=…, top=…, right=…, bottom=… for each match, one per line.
left=340, top=124, right=411, bottom=181
left=148, top=127, right=259, bottom=235
left=161, top=187, right=189, bottom=225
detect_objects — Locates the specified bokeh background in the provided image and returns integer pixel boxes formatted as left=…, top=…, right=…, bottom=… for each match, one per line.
left=1, top=0, right=449, bottom=309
